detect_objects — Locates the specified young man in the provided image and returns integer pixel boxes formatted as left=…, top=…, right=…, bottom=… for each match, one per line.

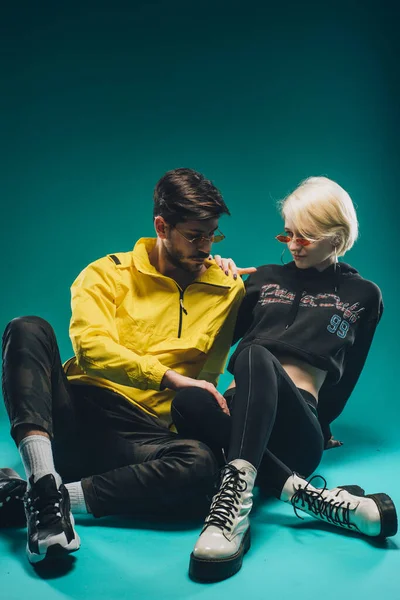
left=0, top=168, right=248, bottom=564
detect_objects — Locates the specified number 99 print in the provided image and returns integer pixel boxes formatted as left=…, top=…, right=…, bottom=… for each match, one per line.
left=327, top=314, right=350, bottom=339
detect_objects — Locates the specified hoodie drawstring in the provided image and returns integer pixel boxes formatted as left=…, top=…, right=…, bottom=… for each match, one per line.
left=285, top=288, right=304, bottom=329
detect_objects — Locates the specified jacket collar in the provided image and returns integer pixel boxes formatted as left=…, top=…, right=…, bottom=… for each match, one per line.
left=132, top=238, right=232, bottom=288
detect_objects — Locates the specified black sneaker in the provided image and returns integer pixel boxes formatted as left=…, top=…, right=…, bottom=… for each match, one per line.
left=24, top=474, right=80, bottom=563
left=0, top=468, right=27, bottom=527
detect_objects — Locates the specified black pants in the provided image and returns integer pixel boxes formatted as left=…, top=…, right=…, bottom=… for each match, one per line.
left=1, top=317, right=218, bottom=518
left=172, top=345, right=325, bottom=497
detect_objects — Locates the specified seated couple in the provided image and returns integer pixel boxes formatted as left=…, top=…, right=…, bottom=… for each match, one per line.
left=0, top=168, right=397, bottom=581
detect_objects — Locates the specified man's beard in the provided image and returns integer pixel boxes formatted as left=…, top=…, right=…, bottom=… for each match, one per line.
left=164, top=243, right=206, bottom=273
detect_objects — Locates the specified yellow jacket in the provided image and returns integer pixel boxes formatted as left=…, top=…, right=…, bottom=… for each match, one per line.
left=63, top=238, right=244, bottom=426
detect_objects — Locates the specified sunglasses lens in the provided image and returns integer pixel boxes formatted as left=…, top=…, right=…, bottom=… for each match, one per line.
left=276, top=234, right=291, bottom=243
left=213, top=235, right=224, bottom=243
left=298, top=239, right=311, bottom=246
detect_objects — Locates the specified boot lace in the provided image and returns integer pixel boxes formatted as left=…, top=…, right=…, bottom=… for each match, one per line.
left=291, top=475, right=355, bottom=530
left=203, top=464, right=247, bottom=533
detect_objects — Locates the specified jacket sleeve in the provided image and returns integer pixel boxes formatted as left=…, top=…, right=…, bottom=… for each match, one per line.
left=198, top=285, right=245, bottom=386
left=69, top=258, right=169, bottom=391
left=231, top=271, right=261, bottom=345
left=317, top=299, right=383, bottom=445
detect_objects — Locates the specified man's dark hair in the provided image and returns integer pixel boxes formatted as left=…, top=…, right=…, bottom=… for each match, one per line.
left=153, top=168, right=230, bottom=225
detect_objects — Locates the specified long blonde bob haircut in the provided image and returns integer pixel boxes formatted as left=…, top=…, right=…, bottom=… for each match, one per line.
left=279, top=176, right=359, bottom=257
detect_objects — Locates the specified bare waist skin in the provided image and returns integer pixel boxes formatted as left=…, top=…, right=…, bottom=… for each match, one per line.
left=275, top=354, right=327, bottom=401
left=227, top=353, right=327, bottom=402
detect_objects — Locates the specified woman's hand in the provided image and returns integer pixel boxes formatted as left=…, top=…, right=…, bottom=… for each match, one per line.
left=325, top=436, right=343, bottom=450
left=209, top=255, right=257, bottom=280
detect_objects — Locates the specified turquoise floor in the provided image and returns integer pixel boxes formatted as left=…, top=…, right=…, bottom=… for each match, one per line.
left=2, top=1, right=399, bottom=597
left=0, top=420, right=399, bottom=600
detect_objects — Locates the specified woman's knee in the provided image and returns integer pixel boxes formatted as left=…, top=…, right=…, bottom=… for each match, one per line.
left=171, top=387, right=218, bottom=420
left=234, top=344, right=275, bottom=377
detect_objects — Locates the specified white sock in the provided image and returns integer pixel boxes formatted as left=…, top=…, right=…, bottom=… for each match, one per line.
left=65, top=482, right=89, bottom=514
left=18, top=435, right=62, bottom=489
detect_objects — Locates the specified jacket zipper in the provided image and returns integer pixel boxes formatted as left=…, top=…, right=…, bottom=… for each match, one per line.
left=176, top=281, right=229, bottom=338
left=178, top=289, right=187, bottom=338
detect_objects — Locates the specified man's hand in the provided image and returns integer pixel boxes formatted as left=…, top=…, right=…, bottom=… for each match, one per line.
left=162, top=370, right=230, bottom=415
left=209, top=255, right=256, bottom=280
left=325, top=436, right=343, bottom=450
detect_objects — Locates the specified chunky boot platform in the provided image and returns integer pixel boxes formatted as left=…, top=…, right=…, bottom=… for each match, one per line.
left=189, top=459, right=257, bottom=582
left=282, top=474, right=398, bottom=539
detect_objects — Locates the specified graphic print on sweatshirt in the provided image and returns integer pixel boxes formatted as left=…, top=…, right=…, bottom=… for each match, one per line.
left=259, top=283, right=365, bottom=324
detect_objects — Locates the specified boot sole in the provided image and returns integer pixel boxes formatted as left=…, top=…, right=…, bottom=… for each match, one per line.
left=338, top=487, right=398, bottom=538
left=189, top=527, right=251, bottom=583
left=366, top=493, right=398, bottom=538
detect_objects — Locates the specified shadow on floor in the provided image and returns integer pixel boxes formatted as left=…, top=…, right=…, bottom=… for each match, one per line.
left=253, top=509, right=399, bottom=550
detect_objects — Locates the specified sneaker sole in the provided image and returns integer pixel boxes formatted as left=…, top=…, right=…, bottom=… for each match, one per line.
left=27, top=531, right=81, bottom=564
left=366, top=493, right=398, bottom=538
left=189, top=527, right=251, bottom=583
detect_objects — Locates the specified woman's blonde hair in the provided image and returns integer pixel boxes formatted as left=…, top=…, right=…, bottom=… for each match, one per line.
left=279, top=176, right=358, bottom=256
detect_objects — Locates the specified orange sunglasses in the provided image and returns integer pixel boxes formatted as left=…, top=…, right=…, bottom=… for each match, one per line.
left=275, top=233, right=314, bottom=247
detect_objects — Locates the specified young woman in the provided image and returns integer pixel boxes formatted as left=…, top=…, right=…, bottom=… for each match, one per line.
left=171, top=176, right=398, bottom=582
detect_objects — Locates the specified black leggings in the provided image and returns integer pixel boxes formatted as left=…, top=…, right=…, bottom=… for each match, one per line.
left=172, top=345, right=325, bottom=497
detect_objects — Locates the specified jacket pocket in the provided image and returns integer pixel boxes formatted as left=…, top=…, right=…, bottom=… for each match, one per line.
left=117, top=315, right=155, bottom=352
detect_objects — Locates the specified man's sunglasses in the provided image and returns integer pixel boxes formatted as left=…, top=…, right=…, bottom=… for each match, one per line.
left=174, top=227, right=225, bottom=245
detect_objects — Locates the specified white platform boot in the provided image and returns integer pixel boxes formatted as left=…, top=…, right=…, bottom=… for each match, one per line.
left=189, top=459, right=257, bottom=582
left=281, top=473, right=398, bottom=538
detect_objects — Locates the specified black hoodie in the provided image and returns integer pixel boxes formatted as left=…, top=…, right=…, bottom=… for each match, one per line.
left=229, top=261, right=383, bottom=443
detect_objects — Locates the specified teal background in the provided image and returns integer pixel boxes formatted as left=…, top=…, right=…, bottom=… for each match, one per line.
left=1, top=2, right=399, bottom=599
